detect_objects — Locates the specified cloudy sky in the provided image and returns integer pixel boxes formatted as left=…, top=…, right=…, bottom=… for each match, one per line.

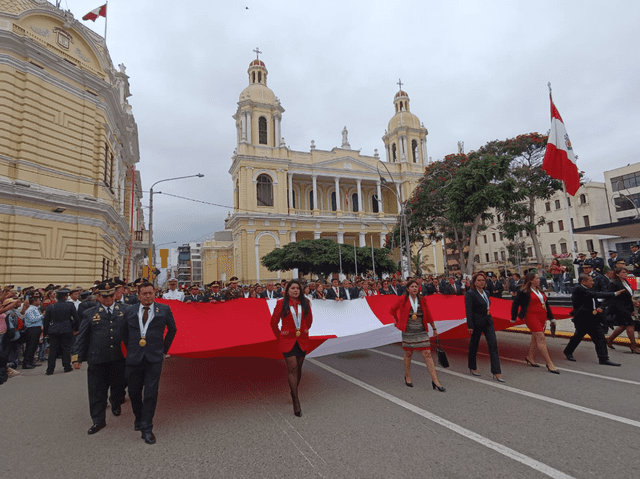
left=64, top=0, right=640, bottom=248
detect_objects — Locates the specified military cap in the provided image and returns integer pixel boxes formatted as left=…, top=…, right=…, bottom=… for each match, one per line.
left=80, top=291, right=91, bottom=299
left=189, top=284, right=199, bottom=290
left=112, top=277, right=126, bottom=286
left=229, top=276, right=239, bottom=282
left=57, top=288, right=70, bottom=294
left=590, top=251, right=598, bottom=255
left=609, top=250, right=618, bottom=254
left=96, top=282, right=116, bottom=296
left=210, top=281, right=220, bottom=288
left=632, top=243, right=640, bottom=248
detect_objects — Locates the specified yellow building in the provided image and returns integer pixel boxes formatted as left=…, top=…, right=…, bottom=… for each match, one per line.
left=0, top=1, right=146, bottom=286
left=202, top=56, right=444, bottom=283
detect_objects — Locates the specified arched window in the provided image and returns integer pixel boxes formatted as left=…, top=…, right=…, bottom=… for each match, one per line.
left=258, top=72, right=262, bottom=83
left=331, top=191, right=337, bottom=211
left=258, top=116, right=268, bottom=145
left=252, top=72, right=255, bottom=83
left=256, top=174, right=273, bottom=206
left=309, top=190, right=314, bottom=210
left=411, top=139, right=418, bottom=163
left=392, top=143, right=397, bottom=162
left=399, top=102, right=404, bottom=111
left=372, top=195, right=379, bottom=213
left=352, top=193, right=359, bottom=212
left=579, top=194, right=586, bottom=204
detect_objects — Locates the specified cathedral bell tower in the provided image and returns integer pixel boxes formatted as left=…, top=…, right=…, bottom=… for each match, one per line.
left=233, top=49, right=285, bottom=148
left=382, top=80, right=428, bottom=166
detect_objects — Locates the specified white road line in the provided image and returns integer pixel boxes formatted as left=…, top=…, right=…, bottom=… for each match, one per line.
left=441, top=344, right=640, bottom=386
left=309, top=358, right=575, bottom=479
left=370, top=349, right=640, bottom=429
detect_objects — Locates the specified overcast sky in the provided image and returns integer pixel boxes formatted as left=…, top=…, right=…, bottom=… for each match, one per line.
left=63, top=0, right=640, bottom=249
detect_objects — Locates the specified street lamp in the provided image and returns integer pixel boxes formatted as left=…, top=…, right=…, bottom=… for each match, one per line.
left=148, top=174, right=204, bottom=283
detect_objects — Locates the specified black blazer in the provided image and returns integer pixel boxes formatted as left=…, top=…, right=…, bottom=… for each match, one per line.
left=123, top=302, right=177, bottom=365
left=465, top=289, right=492, bottom=329
left=570, top=285, right=616, bottom=326
left=325, top=286, right=345, bottom=300
left=259, top=290, right=282, bottom=299
left=43, top=301, right=80, bottom=335
left=607, top=280, right=634, bottom=322
left=511, top=290, right=554, bottom=322
left=72, top=303, right=127, bottom=365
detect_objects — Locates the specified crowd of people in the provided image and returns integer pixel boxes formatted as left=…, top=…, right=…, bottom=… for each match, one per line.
left=1, top=243, right=638, bottom=429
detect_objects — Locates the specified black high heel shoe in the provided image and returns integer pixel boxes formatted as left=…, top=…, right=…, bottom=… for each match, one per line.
left=291, top=393, right=302, bottom=417
left=546, top=365, right=560, bottom=374
left=493, top=374, right=506, bottom=383
left=431, top=381, right=446, bottom=392
left=469, top=369, right=481, bottom=377
left=404, top=376, right=414, bottom=387
left=525, top=357, right=540, bottom=368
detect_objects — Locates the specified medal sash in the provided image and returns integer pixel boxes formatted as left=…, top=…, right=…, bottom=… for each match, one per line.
left=532, top=288, right=546, bottom=310
left=138, top=305, right=153, bottom=347
left=291, top=303, right=301, bottom=335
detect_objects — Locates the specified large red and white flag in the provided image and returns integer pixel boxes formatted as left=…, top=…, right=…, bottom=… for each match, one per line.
left=82, top=4, right=107, bottom=22
left=542, top=94, right=580, bottom=195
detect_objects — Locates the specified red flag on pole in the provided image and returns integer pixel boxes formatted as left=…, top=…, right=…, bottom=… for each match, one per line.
left=82, top=4, right=107, bottom=22
left=542, top=90, right=580, bottom=195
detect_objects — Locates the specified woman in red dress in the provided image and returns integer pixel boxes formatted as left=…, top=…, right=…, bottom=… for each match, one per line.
left=511, top=272, right=559, bottom=373
left=390, top=279, right=445, bottom=391
left=270, top=279, right=313, bottom=417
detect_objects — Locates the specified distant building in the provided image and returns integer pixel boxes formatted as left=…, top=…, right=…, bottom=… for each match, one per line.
left=0, top=2, right=146, bottom=285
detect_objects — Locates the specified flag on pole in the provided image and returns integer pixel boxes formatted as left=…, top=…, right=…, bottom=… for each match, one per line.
left=354, top=241, right=358, bottom=276
left=82, top=4, right=107, bottom=21
left=542, top=87, right=580, bottom=195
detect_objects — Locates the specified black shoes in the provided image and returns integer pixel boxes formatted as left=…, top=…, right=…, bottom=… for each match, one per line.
left=525, top=358, right=540, bottom=368
left=112, top=404, right=121, bottom=416
left=141, top=431, right=156, bottom=445
left=469, top=369, right=481, bottom=377
left=404, top=376, right=414, bottom=387
left=22, top=364, right=35, bottom=370
left=564, top=353, right=576, bottom=362
left=546, top=365, right=560, bottom=374
left=599, top=359, right=621, bottom=366
left=45, top=371, right=53, bottom=375
left=88, top=422, right=106, bottom=435
left=493, top=374, right=506, bottom=383
left=431, top=381, right=446, bottom=392
left=134, top=422, right=142, bottom=431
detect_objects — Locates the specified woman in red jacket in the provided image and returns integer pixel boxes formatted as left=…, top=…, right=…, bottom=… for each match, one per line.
left=270, top=279, right=313, bottom=416
left=390, top=279, right=445, bottom=391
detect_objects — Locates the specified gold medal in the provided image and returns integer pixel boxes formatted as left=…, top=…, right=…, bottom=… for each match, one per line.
left=411, top=314, right=417, bottom=320
left=139, top=338, right=147, bottom=347
left=296, top=330, right=301, bottom=337
left=542, top=304, right=547, bottom=310
left=592, top=310, right=598, bottom=315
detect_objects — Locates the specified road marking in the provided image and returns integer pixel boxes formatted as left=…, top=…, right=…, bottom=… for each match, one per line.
left=370, top=349, right=640, bottom=429
left=442, top=343, right=640, bottom=386
left=309, top=358, right=575, bottom=479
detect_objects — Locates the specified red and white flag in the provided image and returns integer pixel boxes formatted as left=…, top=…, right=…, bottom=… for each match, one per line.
left=82, top=4, right=107, bottom=22
left=542, top=94, right=580, bottom=195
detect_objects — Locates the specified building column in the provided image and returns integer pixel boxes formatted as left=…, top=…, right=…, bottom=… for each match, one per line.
left=288, top=173, right=294, bottom=210
left=395, top=183, right=402, bottom=212
left=241, top=112, right=247, bottom=142
left=275, top=115, right=281, bottom=147
left=379, top=232, right=386, bottom=248
left=334, top=177, right=341, bottom=211
left=356, top=179, right=363, bottom=213
left=312, top=175, right=318, bottom=212
left=254, top=243, right=260, bottom=283
left=290, top=231, right=297, bottom=242
left=385, top=144, right=390, bottom=162
left=337, top=231, right=344, bottom=244
left=246, top=112, right=252, bottom=144
left=376, top=181, right=383, bottom=213
left=314, top=231, right=321, bottom=240
left=359, top=232, right=366, bottom=247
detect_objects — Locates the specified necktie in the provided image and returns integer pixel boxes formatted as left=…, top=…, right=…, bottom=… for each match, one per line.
left=143, top=306, right=149, bottom=326
left=107, top=307, right=112, bottom=319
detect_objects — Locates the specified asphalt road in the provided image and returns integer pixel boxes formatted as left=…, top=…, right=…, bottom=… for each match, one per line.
left=3, top=331, right=640, bottom=479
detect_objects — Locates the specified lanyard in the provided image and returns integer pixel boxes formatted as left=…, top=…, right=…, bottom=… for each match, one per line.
left=622, top=281, right=633, bottom=295
left=138, top=306, right=153, bottom=339
left=409, top=295, right=419, bottom=313
left=291, top=304, right=301, bottom=330
left=532, top=288, right=545, bottom=307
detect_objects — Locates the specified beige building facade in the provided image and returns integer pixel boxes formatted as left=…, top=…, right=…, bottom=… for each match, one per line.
left=0, top=1, right=146, bottom=286
left=202, top=57, right=444, bottom=284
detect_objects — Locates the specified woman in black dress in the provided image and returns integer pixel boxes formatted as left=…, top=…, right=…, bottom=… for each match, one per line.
left=606, top=267, right=640, bottom=353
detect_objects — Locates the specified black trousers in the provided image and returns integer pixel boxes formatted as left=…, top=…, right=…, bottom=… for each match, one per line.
left=87, top=358, right=126, bottom=424
left=126, top=358, right=163, bottom=433
left=47, top=333, right=72, bottom=373
left=563, top=321, right=609, bottom=361
left=22, top=326, right=41, bottom=366
left=468, top=318, right=502, bottom=375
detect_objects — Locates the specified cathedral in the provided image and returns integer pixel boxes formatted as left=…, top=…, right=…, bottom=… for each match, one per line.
left=201, top=54, right=443, bottom=283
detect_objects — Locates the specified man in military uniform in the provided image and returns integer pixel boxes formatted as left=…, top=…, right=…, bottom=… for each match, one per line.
left=204, top=282, right=225, bottom=303
left=584, top=251, right=605, bottom=275
left=629, top=243, right=640, bottom=276
left=583, top=264, right=608, bottom=293
left=72, top=282, right=127, bottom=434
left=162, top=278, right=184, bottom=301
left=224, top=277, right=243, bottom=301
left=78, top=290, right=98, bottom=318
left=573, top=253, right=586, bottom=275
left=43, top=288, right=80, bottom=375
left=184, top=285, right=205, bottom=303
left=123, top=279, right=141, bottom=305
left=608, top=250, right=620, bottom=270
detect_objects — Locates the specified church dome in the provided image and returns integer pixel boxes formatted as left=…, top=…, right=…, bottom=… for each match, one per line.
left=388, top=89, right=421, bottom=131
left=239, top=57, right=277, bottom=105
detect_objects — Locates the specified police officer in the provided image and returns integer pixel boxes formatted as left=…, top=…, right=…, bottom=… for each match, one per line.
left=629, top=243, right=640, bottom=276
left=573, top=253, right=586, bottom=275
left=224, top=277, right=243, bottom=301
left=78, top=290, right=98, bottom=318
left=184, top=285, right=205, bottom=303
left=43, top=288, right=80, bottom=375
left=584, top=251, right=605, bottom=275
left=608, top=250, right=620, bottom=270
left=72, top=282, right=127, bottom=434
left=584, top=263, right=608, bottom=293
left=204, top=282, right=225, bottom=303
left=162, top=278, right=185, bottom=301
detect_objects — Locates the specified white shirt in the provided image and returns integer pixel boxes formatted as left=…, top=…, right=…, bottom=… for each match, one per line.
left=163, top=289, right=184, bottom=301
left=137, top=302, right=155, bottom=324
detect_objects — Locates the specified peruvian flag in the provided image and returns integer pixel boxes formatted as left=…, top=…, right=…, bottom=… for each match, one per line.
left=82, top=4, right=107, bottom=22
left=542, top=93, right=580, bottom=195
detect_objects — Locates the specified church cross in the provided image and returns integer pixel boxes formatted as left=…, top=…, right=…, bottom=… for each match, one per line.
left=397, top=78, right=403, bottom=91
left=253, top=47, right=262, bottom=59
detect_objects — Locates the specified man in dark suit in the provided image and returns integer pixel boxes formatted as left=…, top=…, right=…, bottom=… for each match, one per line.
left=340, top=279, right=360, bottom=300
left=491, top=277, right=504, bottom=298
left=72, top=282, right=127, bottom=434
left=389, top=278, right=403, bottom=296
left=123, top=282, right=177, bottom=444
left=43, top=288, right=80, bottom=375
left=563, top=273, right=622, bottom=366
left=325, top=277, right=345, bottom=301
left=259, top=281, right=282, bottom=300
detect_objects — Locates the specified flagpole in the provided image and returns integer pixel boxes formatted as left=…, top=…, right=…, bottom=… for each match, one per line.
left=354, top=240, right=358, bottom=277
left=563, top=182, right=579, bottom=278
left=371, top=237, right=376, bottom=279
left=338, top=243, right=343, bottom=278
left=104, top=1, right=108, bottom=41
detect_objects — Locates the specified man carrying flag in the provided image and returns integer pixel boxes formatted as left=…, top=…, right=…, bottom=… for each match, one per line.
left=542, top=83, right=580, bottom=196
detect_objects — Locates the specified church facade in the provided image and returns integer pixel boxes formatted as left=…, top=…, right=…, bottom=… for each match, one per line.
left=202, top=56, right=443, bottom=283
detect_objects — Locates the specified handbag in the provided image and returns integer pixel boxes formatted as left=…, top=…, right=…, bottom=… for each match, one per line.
left=435, top=337, right=449, bottom=368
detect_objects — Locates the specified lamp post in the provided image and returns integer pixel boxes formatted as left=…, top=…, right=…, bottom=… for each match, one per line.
left=148, top=174, right=204, bottom=283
